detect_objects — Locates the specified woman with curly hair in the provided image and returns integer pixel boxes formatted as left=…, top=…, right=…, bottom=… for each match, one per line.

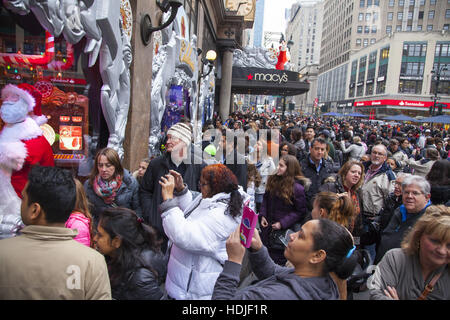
left=158, top=164, right=250, bottom=300
left=260, top=154, right=310, bottom=266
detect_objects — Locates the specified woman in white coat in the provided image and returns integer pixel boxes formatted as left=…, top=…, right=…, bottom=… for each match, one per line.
left=159, top=164, right=250, bottom=300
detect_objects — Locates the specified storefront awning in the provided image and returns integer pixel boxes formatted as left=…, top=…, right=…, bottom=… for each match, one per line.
left=217, top=67, right=310, bottom=96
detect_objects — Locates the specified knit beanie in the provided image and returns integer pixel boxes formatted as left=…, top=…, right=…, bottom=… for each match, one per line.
left=167, top=122, right=192, bottom=146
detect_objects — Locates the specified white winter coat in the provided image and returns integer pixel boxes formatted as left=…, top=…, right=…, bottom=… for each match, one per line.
left=161, top=187, right=249, bottom=300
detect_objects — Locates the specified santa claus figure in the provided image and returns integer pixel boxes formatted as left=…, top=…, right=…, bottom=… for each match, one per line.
left=0, top=84, right=54, bottom=200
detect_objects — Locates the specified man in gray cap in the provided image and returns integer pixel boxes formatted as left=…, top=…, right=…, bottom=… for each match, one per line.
left=139, top=121, right=206, bottom=252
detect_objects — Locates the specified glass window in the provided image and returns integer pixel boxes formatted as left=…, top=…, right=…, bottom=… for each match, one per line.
left=367, top=0, right=372, bottom=5
left=372, top=25, right=377, bottom=33
left=366, top=13, right=371, bottom=21
left=356, top=38, right=362, bottom=46
left=399, top=0, right=405, bottom=5
left=389, top=0, right=395, bottom=6
left=386, top=25, right=393, bottom=34
left=373, top=12, right=378, bottom=21
left=406, top=25, right=412, bottom=31
left=359, top=13, right=364, bottom=21
left=388, top=12, right=394, bottom=20
left=430, top=0, right=436, bottom=4
left=363, top=39, right=369, bottom=47
left=370, top=38, right=376, bottom=44
left=427, top=24, right=433, bottom=31
left=358, top=26, right=363, bottom=33
left=409, top=0, right=415, bottom=5
left=417, top=25, right=422, bottom=30
left=380, top=47, right=390, bottom=60
left=365, top=26, right=370, bottom=33
left=444, top=24, right=450, bottom=30
left=419, top=11, right=424, bottom=19
left=398, top=80, right=423, bottom=94
left=408, top=12, right=413, bottom=19
left=428, top=10, right=434, bottom=19
left=397, top=25, right=402, bottom=31
left=360, top=0, right=365, bottom=7
left=420, top=0, right=425, bottom=4
left=446, top=9, right=450, bottom=19
left=398, top=12, right=403, bottom=20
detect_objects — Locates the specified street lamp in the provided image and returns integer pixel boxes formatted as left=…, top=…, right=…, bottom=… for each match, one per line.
left=430, top=64, right=448, bottom=116
left=199, top=50, right=217, bottom=79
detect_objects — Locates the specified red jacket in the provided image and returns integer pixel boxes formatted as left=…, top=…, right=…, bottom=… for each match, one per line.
left=11, top=134, right=54, bottom=198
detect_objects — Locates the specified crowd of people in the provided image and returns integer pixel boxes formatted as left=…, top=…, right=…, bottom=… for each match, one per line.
left=0, top=87, right=449, bottom=301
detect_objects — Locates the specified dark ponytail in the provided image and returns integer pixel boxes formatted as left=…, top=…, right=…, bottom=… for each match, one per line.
left=312, top=219, right=359, bottom=279
left=99, top=207, right=162, bottom=286
left=228, top=187, right=243, bottom=218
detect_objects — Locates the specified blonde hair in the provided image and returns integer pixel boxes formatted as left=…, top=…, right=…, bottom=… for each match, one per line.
left=401, top=205, right=450, bottom=256
left=315, top=191, right=355, bottom=229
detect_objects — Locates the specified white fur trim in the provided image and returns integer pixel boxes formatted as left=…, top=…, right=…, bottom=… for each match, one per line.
left=1, top=84, right=35, bottom=112
left=0, top=141, right=27, bottom=171
left=0, top=117, right=43, bottom=142
left=32, top=114, right=48, bottom=126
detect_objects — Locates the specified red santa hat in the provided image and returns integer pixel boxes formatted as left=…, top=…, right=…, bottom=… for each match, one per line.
left=18, top=83, right=42, bottom=116
left=1, top=84, right=35, bottom=112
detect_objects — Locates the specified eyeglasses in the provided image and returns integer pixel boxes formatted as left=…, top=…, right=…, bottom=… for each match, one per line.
left=403, top=191, right=424, bottom=197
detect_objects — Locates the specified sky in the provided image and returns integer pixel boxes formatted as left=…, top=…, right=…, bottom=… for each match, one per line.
left=263, top=0, right=298, bottom=34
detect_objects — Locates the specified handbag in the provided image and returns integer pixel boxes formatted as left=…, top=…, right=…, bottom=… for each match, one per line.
left=417, top=271, right=443, bottom=300
left=266, top=195, right=302, bottom=250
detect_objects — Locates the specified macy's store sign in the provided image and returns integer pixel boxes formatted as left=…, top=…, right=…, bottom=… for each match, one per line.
left=354, top=99, right=450, bottom=109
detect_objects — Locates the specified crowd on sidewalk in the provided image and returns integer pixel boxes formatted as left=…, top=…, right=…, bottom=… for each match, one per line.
left=0, top=84, right=449, bottom=301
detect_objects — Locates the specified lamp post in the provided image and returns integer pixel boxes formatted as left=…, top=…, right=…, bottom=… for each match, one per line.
left=431, top=65, right=448, bottom=116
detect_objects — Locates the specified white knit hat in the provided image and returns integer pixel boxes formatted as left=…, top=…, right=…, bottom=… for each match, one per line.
left=1, top=84, right=35, bottom=112
left=167, top=122, right=192, bottom=146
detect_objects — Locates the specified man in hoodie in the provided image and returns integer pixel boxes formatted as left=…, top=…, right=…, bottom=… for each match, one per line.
left=0, top=166, right=111, bottom=299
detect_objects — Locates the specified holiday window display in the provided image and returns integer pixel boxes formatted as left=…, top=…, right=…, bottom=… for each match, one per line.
left=35, top=80, right=90, bottom=167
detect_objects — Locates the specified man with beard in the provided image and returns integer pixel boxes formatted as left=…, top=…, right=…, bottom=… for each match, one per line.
left=139, top=121, right=206, bottom=252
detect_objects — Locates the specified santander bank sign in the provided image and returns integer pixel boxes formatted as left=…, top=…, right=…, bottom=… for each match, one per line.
left=354, top=99, right=449, bottom=109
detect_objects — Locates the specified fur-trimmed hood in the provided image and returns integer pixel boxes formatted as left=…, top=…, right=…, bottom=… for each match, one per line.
left=296, top=176, right=311, bottom=192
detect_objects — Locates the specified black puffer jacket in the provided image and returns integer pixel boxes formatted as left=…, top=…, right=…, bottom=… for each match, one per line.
left=111, top=249, right=167, bottom=300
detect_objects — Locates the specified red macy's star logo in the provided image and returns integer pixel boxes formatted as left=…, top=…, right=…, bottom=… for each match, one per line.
left=247, top=74, right=253, bottom=80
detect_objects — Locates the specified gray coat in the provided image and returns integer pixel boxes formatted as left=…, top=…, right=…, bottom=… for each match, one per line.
left=370, top=248, right=450, bottom=300
left=212, top=246, right=339, bottom=300
left=84, top=169, right=141, bottom=222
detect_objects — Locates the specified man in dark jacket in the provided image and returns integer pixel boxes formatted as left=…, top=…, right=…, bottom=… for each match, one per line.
left=300, top=138, right=334, bottom=211
left=218, top=129, right=248, bottom=191
left=139, top=122, right=206, bottom=252
left=374, top=175, right=431, bottom=264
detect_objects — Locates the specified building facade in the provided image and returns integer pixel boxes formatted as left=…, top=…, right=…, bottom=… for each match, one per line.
left=348, top=31, right=450, bottom=117
left=318, top=0, right=450, bottom=114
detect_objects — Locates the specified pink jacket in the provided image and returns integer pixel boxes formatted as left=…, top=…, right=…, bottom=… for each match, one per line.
left=65, top=212, right=92, bottom=247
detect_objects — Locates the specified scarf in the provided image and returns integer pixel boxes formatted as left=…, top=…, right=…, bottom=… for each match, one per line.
left=93, top=175, right=122, bottom=204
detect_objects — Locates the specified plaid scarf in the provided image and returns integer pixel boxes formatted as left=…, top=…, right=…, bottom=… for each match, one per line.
left=93, top=175, right=122, bottom=204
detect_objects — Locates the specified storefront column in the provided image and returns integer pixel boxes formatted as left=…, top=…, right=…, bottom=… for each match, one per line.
left=219, top=48, right=233, bottom=121
left=122, top=0, right=156, bottom=171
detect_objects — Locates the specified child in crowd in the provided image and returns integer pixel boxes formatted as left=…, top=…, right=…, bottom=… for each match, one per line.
left=65, top=178, right=94, bottom=247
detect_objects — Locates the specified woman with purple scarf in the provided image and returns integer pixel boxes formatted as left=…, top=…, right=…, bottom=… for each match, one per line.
left=84, top=148, right=141, bottom=226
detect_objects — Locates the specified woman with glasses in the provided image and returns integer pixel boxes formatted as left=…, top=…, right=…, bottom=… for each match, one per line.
left=158, top=164, right=250, bottom=300
left=369, top=205, right=450, bottom=300
left=375, top=175, right=432, bottom=264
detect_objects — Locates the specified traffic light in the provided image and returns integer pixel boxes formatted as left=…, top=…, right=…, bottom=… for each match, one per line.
left=437, top=103, right=444, bottom=115
left=429, top=105, right=433, bottom=116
